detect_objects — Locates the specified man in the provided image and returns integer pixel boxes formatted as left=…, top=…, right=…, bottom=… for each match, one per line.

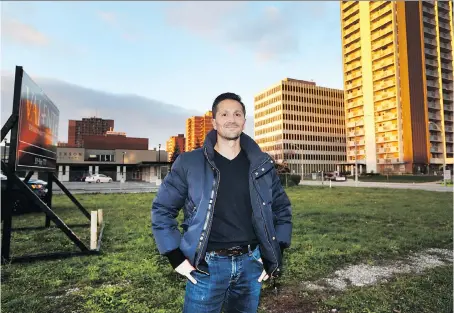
left=151, top=92, right=292, bottom=313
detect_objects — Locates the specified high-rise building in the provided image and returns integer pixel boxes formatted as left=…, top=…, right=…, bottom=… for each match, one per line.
left=166, top=134, right=186, bottom=161
left=254, top=78, right=346, bottom=176
left=185, top=111, right=213, bottom=151
left=68, top=117, right=114, bottom=147
left=341, top=1, right=453, bottom=174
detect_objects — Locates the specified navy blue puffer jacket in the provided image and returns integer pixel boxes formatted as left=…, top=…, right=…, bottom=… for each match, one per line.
left=151, top=130, right=292, bottom=276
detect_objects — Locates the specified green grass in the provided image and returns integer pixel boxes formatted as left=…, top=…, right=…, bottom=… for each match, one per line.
left=358, top=175, right=442, bottom=184
left=1, top=187, right=452, bottom=313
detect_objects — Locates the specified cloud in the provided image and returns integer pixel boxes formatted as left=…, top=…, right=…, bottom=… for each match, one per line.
left=1, top=18, right=50, bottom=47
left=98, top=11, right=117, bottom=25
left=164, top=2, right=299, bottom=61
left=97, top=11, right=140, bottom=43
left=164, top=1, right=333, bottom=62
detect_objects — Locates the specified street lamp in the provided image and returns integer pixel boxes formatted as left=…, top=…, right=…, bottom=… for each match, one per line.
left=122, top=151, right=126, bottom=181
left=158, top=144, right=161, bottom=180
left=428, top=121, right=447, bottom=187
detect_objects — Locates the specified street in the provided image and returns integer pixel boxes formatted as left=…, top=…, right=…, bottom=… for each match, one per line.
left=52, top=181, right=159, bottom=194
left=299, top=179, right=453, bottom=193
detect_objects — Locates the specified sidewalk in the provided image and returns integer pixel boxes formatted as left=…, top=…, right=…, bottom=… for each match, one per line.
left=299, top=179, right=453, bottom=192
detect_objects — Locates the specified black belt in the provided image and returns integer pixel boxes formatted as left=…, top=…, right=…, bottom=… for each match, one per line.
left=209, top=243, right=258, bottom=257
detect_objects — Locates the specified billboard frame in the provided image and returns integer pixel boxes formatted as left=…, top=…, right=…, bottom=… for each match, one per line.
left=1, top=66, right=104, bottom=264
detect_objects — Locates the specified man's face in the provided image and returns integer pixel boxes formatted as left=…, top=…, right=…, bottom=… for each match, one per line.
left=212, top=99, right=246, bottom=141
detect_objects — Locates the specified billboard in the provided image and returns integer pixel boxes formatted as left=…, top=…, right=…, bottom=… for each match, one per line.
left=15, top=68, right=60, bottom=171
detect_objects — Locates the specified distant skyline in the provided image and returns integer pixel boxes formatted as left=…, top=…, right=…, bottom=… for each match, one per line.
left=1, top=1, right=344, bottom=145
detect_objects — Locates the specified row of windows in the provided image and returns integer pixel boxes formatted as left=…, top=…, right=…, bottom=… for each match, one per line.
left=257, top=134, right=346, bottom=145
left=280, top=153, right=346, bottom=162
left=255, top=103, right=345, bottom=120
left=283, top=123, right=345, bottom=134
left=282, top=114, right=345, bottom=125
left=256, top=91, right=343, bottom=109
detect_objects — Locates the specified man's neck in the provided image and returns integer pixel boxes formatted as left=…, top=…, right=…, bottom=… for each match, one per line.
left=214, top=136, right=241, bottom=160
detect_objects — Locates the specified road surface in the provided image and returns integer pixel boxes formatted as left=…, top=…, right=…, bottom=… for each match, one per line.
left=299, top=179, right=453, bottom=193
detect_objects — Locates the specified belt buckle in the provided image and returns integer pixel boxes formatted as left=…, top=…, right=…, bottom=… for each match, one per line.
left=227, top=246, right=243, bottom=256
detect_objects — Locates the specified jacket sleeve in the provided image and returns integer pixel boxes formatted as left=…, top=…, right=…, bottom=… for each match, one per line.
left=270, top=167, right=292, bottom=251
left=151, top=154, right=188, bottom=260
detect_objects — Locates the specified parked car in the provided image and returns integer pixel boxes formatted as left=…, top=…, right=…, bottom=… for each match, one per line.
left=1, top=173, right=48, bottom=218
left=324, top=171, right=347, bottom=182
left=85, top=174, right=113, bottom=183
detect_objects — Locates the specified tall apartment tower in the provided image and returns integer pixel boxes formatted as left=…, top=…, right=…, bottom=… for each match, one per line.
left=341, top=1, right=453, bottom=174
left=185, top=111, right=213, bottom=152
left=166, top=134, right=186, bottom=161
left=68, top=117, right=114, bottom=147
left=254, top=78, right=346, bottom=176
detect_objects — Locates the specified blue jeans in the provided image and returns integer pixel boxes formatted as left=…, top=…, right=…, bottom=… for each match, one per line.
left=183, top=245, right=263, bottom=313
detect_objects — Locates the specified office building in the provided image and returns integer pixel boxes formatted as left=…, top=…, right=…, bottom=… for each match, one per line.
left=185, top=111, right=213, bottom=151
left=341, top=0, right=453, bottom=174
left=254, top=78, right=346, bottom=176
left=68, top=117, right=114, bottom=147
left=166, top=134, right=186, bottom=161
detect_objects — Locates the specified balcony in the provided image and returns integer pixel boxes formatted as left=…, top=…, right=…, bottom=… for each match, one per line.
left=426, top=80, right=439, bottom=89
left=371, top=14, right=392, bottom=31
left=441, top=52, right=452, bottom=61
left=426, top=58, right=438, bottom=67
left=440, top=62, right=453, bottom=71
left=371, top=25, right=393, bottom=41
left=376, top=113, right=395, bottom=122
left=423, top=16, right=436, bottom=27
left=427, top=91, right=440, bottom=99
left=440, top=33, right=451, bottom=44
left=372, top=57, right=394, bottom=70
left=423, top=27, right=436, bottom=37
left=429, top=123, right=441, bottom=131
left=428, top=101, right=439, bottom=109
left=343, top=14, right=358, bottom=28
left=344, top=23, right=360, bottom=37
left=376, top=102, right=397, bottom=112
left=374, top=90, right=396, bottom=102
left=344, top=32, right=361, bottom=46
left=429, top=113, right=442, bottom=120
left=371, top=36, right=394, bottom=51
left=442, top=73, right=453, bottom=82
left=346, top=101, right=363, bottom=109
left=422, top=5, right=435, bottom=15
left=445, top=105, right=453, bottom=111
left=439, top=22, right=451, bottom=31
left=347, top=110, right=364, bottom=118
left=447, top=137, right=454, bottom=143
left=445, top=114, right=453, bottom=121
left=444, top=94, right=454, bottom=101
left=426, top=69, right=438, bottom=78
left=430, top=147, right=441, bottom=153
left=346, top=71, right=362, bottom=81
left=425, top=48, right=437, bottom=58
left=374, top=69, right=395, bottom=80
left=424, top=37, right=437, bottom=47
left=342, top=1, right=356, bottom=12
left=345, top=43, right=360, bottom=54
left=443, top=84, right=453, bottom=91
left=372, top=46, right=394, bottom=62
left=343, top=3, right=359, bottom=19
left=374, top=80, right=395, bottom=92
left=346, top=51, right=361, bottom=63
left=347, top=120, right=364, bottom=128
left=430, top=135, right=442, bottom=142
left=347, top=90, right=363, bottom=99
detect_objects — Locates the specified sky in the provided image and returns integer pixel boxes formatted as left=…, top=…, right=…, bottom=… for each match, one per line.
left=1, top=1, right=344, bottom=143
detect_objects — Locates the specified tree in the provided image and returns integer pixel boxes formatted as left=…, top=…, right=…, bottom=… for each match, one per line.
left=194, top=138, right=201, bottom=149
left=171, top=144, right=181, bottom=163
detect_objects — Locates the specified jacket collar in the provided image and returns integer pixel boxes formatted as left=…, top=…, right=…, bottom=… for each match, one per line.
left=203, top=129, right=269, bottom=169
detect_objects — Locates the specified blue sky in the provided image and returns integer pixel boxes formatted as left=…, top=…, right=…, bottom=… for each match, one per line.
left=1, top=1, right=343, bottom=116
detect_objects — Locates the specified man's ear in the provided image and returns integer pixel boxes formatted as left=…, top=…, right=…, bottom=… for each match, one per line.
left=212, top=117, right=217, bottom=130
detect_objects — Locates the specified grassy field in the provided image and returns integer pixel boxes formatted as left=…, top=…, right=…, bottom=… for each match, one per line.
left=358, top=175, right=443, bottom=184
left=1, top=186, right=452, bottom=313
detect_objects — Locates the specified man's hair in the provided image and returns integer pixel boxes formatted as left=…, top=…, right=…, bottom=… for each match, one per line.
left=212, top=92, right=246, bottom=118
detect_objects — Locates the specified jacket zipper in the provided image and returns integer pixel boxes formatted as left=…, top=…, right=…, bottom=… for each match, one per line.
left=194, top=148, right=220, bottom=274
left=251, top=157, right=279, bottom=276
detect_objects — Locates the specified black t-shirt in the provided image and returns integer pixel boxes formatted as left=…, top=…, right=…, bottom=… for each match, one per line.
left=206, top=149, right=258, bottom=251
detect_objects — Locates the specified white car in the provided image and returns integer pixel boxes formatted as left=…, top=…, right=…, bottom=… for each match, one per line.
left=85, top=174, right=112, bottom=183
